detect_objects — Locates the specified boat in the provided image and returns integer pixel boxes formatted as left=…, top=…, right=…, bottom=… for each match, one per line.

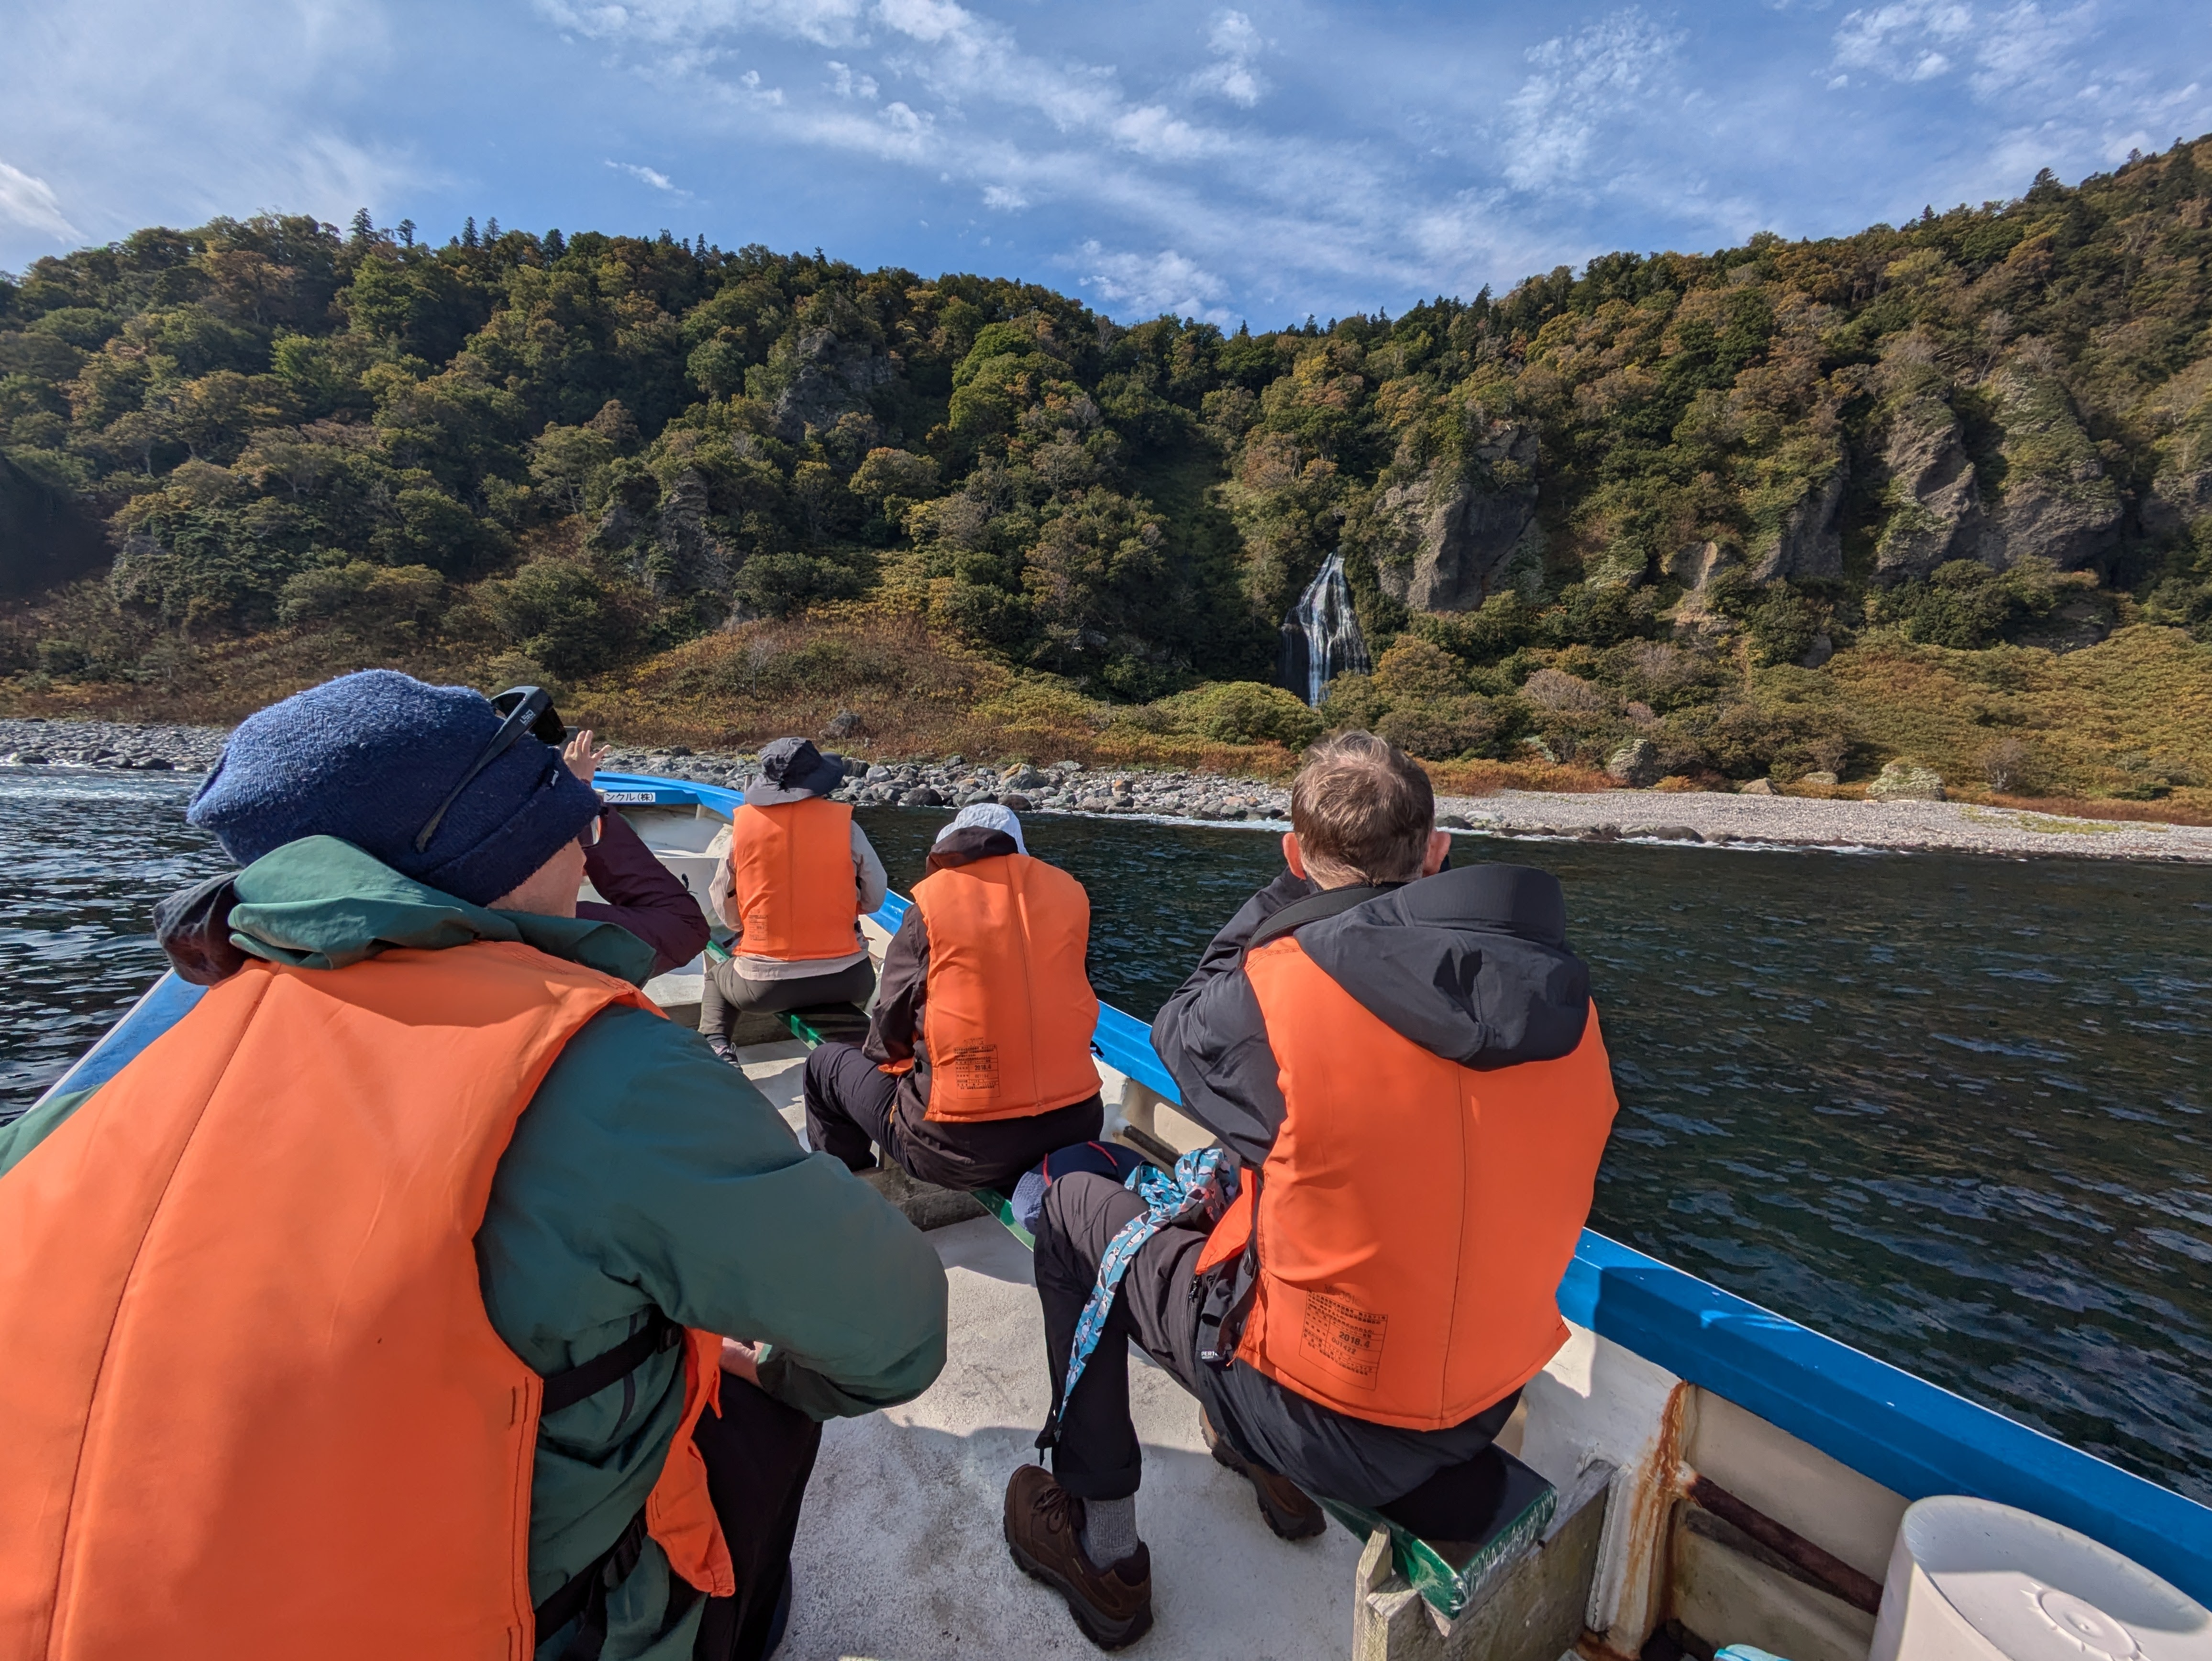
left=33, top=768, right=2212, bottom=1661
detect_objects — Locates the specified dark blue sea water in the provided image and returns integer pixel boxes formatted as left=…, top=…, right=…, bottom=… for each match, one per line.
left=3, top=771, right=2207, bottom=1503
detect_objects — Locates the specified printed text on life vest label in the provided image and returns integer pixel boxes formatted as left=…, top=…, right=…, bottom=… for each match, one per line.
left=1302, top=1290, right=1385, bottom=1385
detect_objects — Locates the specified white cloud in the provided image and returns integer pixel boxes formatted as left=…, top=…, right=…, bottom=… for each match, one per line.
left=826, top=59, right=879, bottom=97
left=1830, top=1, right=2094, bottom=96
left=1832, top=2, right=1975, bottom=81
left=0, top=159, right=80, bottom=244
left=534, top=0, right=871, bottom=50
left=1502, top=10, right=1686, bottom=192
left=1969, top=3, right=2096, bottom=97
left=0, top=0, right=421, bottom=269
left=1190, top=9, right=1267, bottom=108
left=1074, top=241, right=1231, bottom=320
left=608, top=159, right=680, bottom=190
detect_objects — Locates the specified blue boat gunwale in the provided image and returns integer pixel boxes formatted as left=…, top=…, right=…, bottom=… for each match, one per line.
left=35, top=770, right=2210, bottom=1606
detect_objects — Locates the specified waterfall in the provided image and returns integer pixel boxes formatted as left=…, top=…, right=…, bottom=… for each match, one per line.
left=1278, top=551, right=1371, bottom=707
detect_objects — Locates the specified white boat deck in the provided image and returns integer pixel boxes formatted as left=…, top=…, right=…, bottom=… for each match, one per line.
left=783, top=1213, right=1365, bottom=1660
left=698, top=999, right=1368, bottom=1656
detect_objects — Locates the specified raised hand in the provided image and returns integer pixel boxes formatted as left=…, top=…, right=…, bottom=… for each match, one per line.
left=563, top=728, right=610, bottom=786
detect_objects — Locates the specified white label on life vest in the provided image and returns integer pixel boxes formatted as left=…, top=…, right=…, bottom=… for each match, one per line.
left=950, top=1043, right=999, bottom=1097
left=1302, top=1290, right=1385, bottom=1386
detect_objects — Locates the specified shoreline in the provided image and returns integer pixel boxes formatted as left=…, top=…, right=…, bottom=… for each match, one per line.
left=8, top=717, right=2212, bottom=864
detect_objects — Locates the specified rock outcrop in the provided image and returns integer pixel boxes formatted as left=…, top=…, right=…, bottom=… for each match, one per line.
left=1976, top=364, right=2123, bottom=572
left=2144, top=465, right=2212, bottom=540
left=1873, top=385, right=1986, bottom=580
left=1371, top=425, right=1541, bottom=611
left=1749, top=461, right=1846, bottom=582
left=648, top=468, right=733, bottom=598
left=1875, top=354, right=2123, bottom=580
left=1606, top=739, right=1663, bottom=787
left=1869, top=760, right=1946, bottom=801
left=1662, top=540, right=1740, bottom=642
left=772, top=328, right=895, bottom=443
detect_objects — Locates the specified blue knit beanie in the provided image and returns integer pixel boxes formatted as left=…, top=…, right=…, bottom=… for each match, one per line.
left=188, top=669, right=602, bottom=907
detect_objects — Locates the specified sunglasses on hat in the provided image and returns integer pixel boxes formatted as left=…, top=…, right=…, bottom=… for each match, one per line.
left=413, top=687, right=571, bottom=854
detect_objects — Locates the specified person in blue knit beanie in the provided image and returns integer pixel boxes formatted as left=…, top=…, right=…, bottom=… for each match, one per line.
left=0, top=665, right=955, bottom=1661
left=188, top=668, right=601, bottom=906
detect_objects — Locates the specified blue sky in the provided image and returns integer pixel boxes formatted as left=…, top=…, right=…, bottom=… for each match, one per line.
left=2, top=0, right=2207, bottom=326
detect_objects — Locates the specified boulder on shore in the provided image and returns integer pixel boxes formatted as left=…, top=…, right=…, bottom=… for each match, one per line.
left=1605, top=738, right=1663, bottom=788
left=1869, top=760, right=1946, bottom=801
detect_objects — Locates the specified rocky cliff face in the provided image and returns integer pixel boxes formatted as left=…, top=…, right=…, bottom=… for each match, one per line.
left=1973, top=360, right=2123, bottom=573
left=1874, top=354, right=2122, bottom=580
left=1750, top=462, right=1847, bottom=581
left=1873, top=383, right=1987, bottom=579
left=773, top=328, right=896, bottom=443
left=2145, top=465, right=2212, bottom=540
left=648, top=468, right=733, bottom=598
left=1370, top=425, right=1541, bottom=611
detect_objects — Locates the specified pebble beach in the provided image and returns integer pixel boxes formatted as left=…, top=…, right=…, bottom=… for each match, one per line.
left=6, top=717, right=2209, bottom=864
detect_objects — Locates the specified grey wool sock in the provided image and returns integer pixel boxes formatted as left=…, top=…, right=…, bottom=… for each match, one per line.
left=1079, top=1495, right=1140, bottom=1568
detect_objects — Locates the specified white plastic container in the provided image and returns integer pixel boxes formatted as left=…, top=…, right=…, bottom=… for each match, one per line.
left=1869, top=1495, right=2212, bottom=1661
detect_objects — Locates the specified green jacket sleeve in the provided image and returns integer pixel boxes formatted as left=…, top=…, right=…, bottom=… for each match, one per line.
left=483, top=1006, right=948, bottom=1421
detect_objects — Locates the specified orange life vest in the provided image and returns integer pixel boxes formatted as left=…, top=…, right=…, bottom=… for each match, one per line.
left=729, top=798, right=861, bottom=962
left=907, top=853, right=1100, bottom=1123
left=0, top=940, right=734, bottom=1661
left=1195, top=937, right=1618, bottom=1431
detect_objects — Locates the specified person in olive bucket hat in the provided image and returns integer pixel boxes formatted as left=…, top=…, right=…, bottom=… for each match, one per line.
left=700, top=737, right=887, bottom=1055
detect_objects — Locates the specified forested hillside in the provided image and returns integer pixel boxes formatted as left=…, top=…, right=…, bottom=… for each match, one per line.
left=4, top=138, right=2211, bottom=804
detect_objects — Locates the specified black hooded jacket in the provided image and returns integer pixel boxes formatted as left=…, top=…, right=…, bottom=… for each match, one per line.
left=1149, top=857, right=1604, bottom=1508
left=1150, top=861, right=1594, bottom=1176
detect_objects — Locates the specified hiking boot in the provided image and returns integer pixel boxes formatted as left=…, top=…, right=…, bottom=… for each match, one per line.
left=1200, top=1407, right=1326, bottom=1541
left=1003, top=1464, right=1153, bottom=1650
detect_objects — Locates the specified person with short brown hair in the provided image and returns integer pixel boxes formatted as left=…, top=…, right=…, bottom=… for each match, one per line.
left=1003, top=731, right=1620, bottom=1650
left=1286, top=729, right=1438, bottom=885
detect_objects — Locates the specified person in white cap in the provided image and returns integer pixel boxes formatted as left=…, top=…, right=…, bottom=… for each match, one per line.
left=800, top=805, right=1105, bottom=1192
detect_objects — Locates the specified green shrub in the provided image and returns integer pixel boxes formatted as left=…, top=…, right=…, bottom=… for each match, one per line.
left=277, top=561, right=445, bottom=633
left=1156, top=680, right=1324, bottom=749
left=1318, top=671, right=1392, bottom=731
left=1868, top=560, right=2088, bottom=650
left=733, top=550, right=868, bottom=619
left=1371, top=638, right=1469, bottom=703
left=486, top=559, right=642, bottom=676
left=1377, top=698, right=1502, bottom=760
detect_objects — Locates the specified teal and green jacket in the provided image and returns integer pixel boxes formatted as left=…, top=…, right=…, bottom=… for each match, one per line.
left=0, top=837, right=950, bottom=1660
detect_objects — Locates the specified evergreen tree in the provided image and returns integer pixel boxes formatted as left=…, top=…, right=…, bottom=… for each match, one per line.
left=396, top=218, right=415, bottom=247
left=462, top=216, right=478, bottom=248
left=348, top=208, right=374, bottom=244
